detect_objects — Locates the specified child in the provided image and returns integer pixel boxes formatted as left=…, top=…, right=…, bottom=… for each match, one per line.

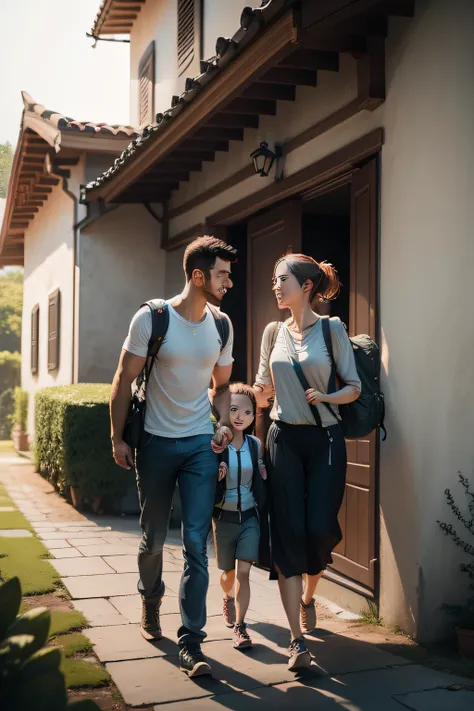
left=212, top=383, right=267, bottom=650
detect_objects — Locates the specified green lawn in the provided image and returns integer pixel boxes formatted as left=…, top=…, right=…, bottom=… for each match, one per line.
left=0, top=483, right=110, bottom=690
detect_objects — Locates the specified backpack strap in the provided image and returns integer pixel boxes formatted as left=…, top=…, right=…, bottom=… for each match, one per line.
left=321, top=317, right=343, bottom=421
left=208, top=305, right=230, bottom=353
left=139, top=299, right=169, bottom=384
left=289, top=356, right=323, bottom=427
left=247, top=435, right=260, bottom=471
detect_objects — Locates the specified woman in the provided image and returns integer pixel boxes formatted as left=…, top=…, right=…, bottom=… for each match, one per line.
left=253, top=254, right=360, bottom=671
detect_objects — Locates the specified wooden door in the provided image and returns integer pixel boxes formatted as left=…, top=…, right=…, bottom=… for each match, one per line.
left=329, top=158, right=378, bottom=591
left=247, top=201, right=302, bottom=441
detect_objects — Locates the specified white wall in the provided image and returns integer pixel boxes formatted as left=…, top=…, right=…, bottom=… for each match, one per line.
left=161, top=0, right=474, bottom=642
left=21, top=162, right=85, bottom=435
left=78, top=204, right=166, bottom=383
left=202, top=1, right=244, bottom=61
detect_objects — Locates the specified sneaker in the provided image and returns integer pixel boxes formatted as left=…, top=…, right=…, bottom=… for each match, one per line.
left=233, top=622, right=252, bottom=650
left=288, top=637, right=311, bottom=671
left=223, top=596, right=236, bottom=628
left=300, top=597, right=317, bottom=634
left=179, top=646, right=212, bottom=677
left=140, top=598, right=163, bottom=640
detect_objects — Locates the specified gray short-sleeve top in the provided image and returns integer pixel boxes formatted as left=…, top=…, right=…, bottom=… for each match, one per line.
left=255, top=317, right=361, bottom=428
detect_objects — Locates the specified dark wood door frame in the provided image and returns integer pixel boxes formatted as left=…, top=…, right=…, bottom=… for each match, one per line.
left=207, top=128, right=383, bottom=228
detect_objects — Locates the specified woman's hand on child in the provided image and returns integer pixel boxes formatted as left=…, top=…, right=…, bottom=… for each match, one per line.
left=218, top=462, right=228, bottom=481
left=258, top=462, right=268, bottom=480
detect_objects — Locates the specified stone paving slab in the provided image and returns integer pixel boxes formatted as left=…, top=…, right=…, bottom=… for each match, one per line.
left=66, top=537, right=110, bottom=547
left=103, top=555, right=139, bottom=573
left=43, top=539, right=72, bottom=549
left=393, top=687, right=474, bottom=710
left=0, top=529, right=33, bottom=537
left=107, top=639, right=323, bottom=707
left=49, top=547, right=83, bottom=558
left=109, top=594, right=180, bottom=622
left=75, top=543, right=139, bottom=557
left=73, top=598, right=129, bottom=627
left=85, top=624, right=172, bottom=662
left=51, top=557, right=114, bottom=577
left=63, top=572, right=139, bottom=599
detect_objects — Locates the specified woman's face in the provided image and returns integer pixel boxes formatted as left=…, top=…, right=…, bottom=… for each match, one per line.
left=273, top=260, right=306, bottom=310
left=229, top=393, right=254, bottom=433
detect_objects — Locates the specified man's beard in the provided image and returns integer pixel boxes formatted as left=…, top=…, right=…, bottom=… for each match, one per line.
left=203, top=282, right=222, bottom=307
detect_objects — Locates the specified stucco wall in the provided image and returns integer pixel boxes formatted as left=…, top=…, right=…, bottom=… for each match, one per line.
left=161, top=0, right=474, bottom=642
left=21, top=162, right=85, bottom=435
left=78, top=204, right=166, bottom=383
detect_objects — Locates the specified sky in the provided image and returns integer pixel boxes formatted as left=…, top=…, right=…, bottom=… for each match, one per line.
left=0, top=0, right=131, bottom=147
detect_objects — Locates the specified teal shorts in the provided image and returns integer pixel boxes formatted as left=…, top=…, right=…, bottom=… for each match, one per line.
left=212, top=514, right=260, bottom=571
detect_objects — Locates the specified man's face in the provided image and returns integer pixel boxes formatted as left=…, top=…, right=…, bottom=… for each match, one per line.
left=203, top=257, right=233, bottom=306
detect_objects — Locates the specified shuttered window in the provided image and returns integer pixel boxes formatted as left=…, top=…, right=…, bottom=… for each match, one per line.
left=178, top=0, right=202, bottom=77
left=31, top=305, right=39, bottom=375
left=139, top=41, right=155, bottom=126
left=48, top=290, right=60, bottom=372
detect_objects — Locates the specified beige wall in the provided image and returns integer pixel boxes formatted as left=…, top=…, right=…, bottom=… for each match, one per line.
left=78, top=204, right=166, bottom=383
left=163, top=0, right=474, bottom=642
left=129, top=0, right=246, bottom=127
left=21, top=162, right=86, bottom=435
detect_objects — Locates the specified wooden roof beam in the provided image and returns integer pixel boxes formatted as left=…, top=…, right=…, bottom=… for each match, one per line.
left=279, top=49, right=339, bottom=72
left=207, top=114, right=259, bottom=129
left=192, top=127, right=244, bottom=142
left=180, top=139, right=229, bottom=153
left=142, top=171, right=190, bottom=183
left=14, top=207, right=39, bottom=214
left=148, top=160, right=203, bottom=173
left=260, top=67, right=318, bottom=87
left=170, top=150, right=216, bottom=162
left=243, top=83, right=296, bottom=101
left=223, top=98, right=277, bottom=116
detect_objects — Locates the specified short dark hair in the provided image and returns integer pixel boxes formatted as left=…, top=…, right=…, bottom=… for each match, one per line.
left=183, top=236, right=238, bottom=280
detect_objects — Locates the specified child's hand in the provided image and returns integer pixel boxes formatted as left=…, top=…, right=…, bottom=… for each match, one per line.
left=218, top=462, right=228, bottom=481
left=258, top=461, right=267, bottom=481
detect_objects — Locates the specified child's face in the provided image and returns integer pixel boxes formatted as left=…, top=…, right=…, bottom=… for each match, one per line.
left=229, top=393, right=254, bottom=433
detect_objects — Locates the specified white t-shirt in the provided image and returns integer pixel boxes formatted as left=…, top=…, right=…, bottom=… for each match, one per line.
left=123, top=300, right=234, bottom=438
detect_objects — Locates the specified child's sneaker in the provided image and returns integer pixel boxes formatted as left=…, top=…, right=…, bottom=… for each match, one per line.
left=300, top=597, right=317, bottom=633
left=223, top=596, right=235, bottom=628
left=288, top=636, right=311, bottom=671
left=233, top=622, right=252, bottom=650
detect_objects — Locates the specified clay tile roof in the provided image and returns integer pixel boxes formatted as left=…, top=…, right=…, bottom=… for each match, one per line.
left=82, top=0, right=286, bottom=201
left=91, top=0, right=145, bottom=38
left=21, top=92, right=139, bottom=138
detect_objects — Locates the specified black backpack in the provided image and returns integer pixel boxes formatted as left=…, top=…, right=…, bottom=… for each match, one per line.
left=268, top=318, right=386, bottom=441
left=322, top=318, right=386, bottom=440
left=123, top=299, right=230, bottom=450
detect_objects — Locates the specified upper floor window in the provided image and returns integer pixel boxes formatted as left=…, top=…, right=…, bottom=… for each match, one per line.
left=48, top=289, right=60, bottom=372
left=139, top=41, right=155, bottom=126
left=178, top=0, right=202, bottom=77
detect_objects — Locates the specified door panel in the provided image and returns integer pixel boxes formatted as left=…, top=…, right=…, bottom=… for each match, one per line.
left=329, top=158, right=378, bottom=591
left=247, top=201, right=302, bottom=443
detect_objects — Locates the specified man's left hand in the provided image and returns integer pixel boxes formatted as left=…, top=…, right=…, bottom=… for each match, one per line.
left=211, top=425, right=233, bottom=454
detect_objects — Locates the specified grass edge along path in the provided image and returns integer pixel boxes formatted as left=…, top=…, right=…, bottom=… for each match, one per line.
left=0, top=484, right=110, bottom=689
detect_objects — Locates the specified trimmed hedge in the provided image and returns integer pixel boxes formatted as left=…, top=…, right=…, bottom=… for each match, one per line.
left=35, top=384, right=132, bottom=500
left=14, top=386, right=28, bottom=430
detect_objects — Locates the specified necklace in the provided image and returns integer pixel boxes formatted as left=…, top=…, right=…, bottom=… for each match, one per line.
left=287, top=319, right=317, bottom=336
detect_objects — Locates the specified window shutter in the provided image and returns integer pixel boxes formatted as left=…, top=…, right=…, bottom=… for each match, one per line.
left=178, top=0, right=202, bottom=77
left=31, top=305, right=39, bottom=375
left=139, top=42, right=155, bottom=126
left=48, top=290, right=60, bottom=372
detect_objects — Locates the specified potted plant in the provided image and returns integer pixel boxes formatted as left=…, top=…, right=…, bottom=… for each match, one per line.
left=11, top=387, right=29, bottom=452
left=438, top=473, right=474, bottom=657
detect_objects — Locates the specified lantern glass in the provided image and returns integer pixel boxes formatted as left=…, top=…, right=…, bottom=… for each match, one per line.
left=250, top=142, right=277, bottom=177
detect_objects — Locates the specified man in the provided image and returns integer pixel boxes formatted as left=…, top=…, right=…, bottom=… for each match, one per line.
left=110, top=236, right=237, bottom=677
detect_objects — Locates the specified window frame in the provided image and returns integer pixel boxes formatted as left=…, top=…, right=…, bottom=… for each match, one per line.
left=47, top=289, right=60, bottom=372
left=138, top=40, right=156, bottom=126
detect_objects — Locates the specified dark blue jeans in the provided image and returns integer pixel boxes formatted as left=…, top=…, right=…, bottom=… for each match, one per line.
left=135, top=432, right=218, bottom=648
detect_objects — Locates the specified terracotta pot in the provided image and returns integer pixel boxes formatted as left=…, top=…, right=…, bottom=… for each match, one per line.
left=70, top=486, right=83, bottom=510
left=456, top=627, right=474, bottom=658
left=11, top=425, right=29, bottom=452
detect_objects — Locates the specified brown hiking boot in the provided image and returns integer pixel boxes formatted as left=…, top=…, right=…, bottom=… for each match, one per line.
left=233, top=622, right=252, bottom=650
left=140, top=598, right=163, bottom=640
left=300, top=597, right=317, bottom=634
left=223, top=596, right=235, bottom=628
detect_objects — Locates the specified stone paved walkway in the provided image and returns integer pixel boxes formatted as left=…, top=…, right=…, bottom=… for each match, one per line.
left=1, top=454, right=473, bottom=710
